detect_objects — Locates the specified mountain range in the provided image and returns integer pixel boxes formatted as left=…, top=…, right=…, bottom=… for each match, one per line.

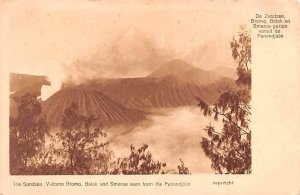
left=10, top=59, right=236, bottom=127
left=75, top=59, right=235, bottom=109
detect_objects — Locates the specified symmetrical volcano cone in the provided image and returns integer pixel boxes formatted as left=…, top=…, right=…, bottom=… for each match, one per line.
left=42, top=88, right=145, bottom=127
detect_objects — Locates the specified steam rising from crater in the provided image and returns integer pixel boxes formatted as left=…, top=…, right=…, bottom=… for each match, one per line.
left=40, top=30, right=176, bottom=100
left=63, top=30, right=175, bottom=82
left=40, top=67, right=65, bottom=101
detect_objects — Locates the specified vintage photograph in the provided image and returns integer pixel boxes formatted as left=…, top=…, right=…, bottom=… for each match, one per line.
left=7, top=2, right=252, bottom=175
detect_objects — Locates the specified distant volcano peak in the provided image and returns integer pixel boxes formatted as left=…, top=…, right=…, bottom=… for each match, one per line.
left=148, top=59, right=196, bottom=77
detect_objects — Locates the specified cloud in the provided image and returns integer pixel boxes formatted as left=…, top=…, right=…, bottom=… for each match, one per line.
left=107, top=106, right=223, bottom=173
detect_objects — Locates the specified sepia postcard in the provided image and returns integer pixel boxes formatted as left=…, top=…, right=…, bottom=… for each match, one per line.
left=0, top=0, right=300, bottom=194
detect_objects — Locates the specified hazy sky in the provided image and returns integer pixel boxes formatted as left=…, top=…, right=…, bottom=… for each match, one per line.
left=0, top=0, right=261, bottom=81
